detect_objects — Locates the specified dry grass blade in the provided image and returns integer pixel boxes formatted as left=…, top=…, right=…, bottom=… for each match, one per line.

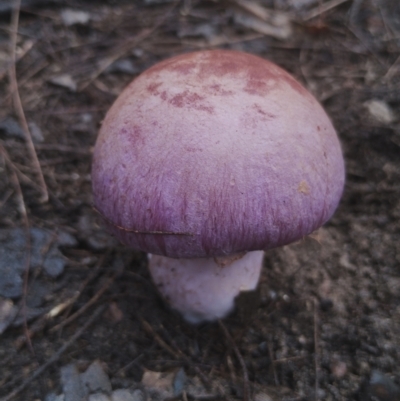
left=92, top=205, right=193, bottom=236
left=15, top=254, right=107, bottom=349
left=0, top=1, right=398, bottom=400
left=80, top=0, right=180, bottom=90
left=0, top=39, right=34, bottom=82
left=314, top=298, right=320, bottom=401
left=383, top=54, right=400, bottom=81
left=139, top=317, right=181, bottom=359
left=139, top=317, right=212, bottom=390
left=0, top=305, right=105, bottom=401
left=8, top=0, right=48, bottom=203
left=0, top=144, right=34, bottom=356
left=267, top=334, right=279, bottom=386
left=13, top=292, right=80, bottom=350
left=50, top=273, right=116, bottom=333
left=303, top=0, right=350, bottom=21
left=218, top=320, right=250, bottom=401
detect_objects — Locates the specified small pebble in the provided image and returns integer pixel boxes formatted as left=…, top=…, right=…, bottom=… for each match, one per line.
left=88, top=394, right=111, bottom=401
left=254, top=392, right=274, bottom=401
left=330, top=360, right=347, bottom=379
left=81, top=360, right=112, bottom=394
left=368, top=370, right=400, bottom=401
left=364, top=99, right=395, bottom=124
left=61, top=9, right=91, bottom=26
left=111, top=389, right=144, bottom=401
left=61, top=364, right=86, bottom=401
left=173, top=368, right=187, bottom=396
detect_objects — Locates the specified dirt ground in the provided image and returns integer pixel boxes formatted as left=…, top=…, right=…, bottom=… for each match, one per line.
left=0, top=0, right=400, bottom=400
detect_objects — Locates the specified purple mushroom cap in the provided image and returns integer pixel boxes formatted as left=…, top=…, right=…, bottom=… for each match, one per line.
left=92, top=50, right=345, bottom=259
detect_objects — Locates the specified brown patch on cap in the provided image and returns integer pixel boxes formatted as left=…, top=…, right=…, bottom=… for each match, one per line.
left=146, top=82, right=162, bottom=95
left=253, top=103, right=276, bottom=119
left=142, top=50, right=314, bottom=102
left=169, top=91, right=214, bottom=114
left=298, top=180, right=310, bottom=195
left=206, top=83, right=234, bottom=96
left=214, top=252, right=247, bottom=267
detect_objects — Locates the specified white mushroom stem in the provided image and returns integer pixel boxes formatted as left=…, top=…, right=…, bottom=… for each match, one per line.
left=148, top=251, right=264, bottom=324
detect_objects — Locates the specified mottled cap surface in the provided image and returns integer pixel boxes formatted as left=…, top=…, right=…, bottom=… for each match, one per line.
left=92, top=50, right=345, bottom=258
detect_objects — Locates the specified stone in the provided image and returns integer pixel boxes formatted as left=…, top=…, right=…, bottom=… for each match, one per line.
left=111, top=389, right=144, bottom=401
left=0, top=228, right=77, bottom=298
left=81, top=360, right=112, bottom=394
left=61, top=364, right=86, bottom=401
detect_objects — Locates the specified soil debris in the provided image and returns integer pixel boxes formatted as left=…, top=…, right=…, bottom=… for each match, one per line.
left=1, top=0, right=400, bottom=400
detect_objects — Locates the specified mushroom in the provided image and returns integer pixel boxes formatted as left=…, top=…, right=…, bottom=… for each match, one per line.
left=92, top=50, right=345, bottom=323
